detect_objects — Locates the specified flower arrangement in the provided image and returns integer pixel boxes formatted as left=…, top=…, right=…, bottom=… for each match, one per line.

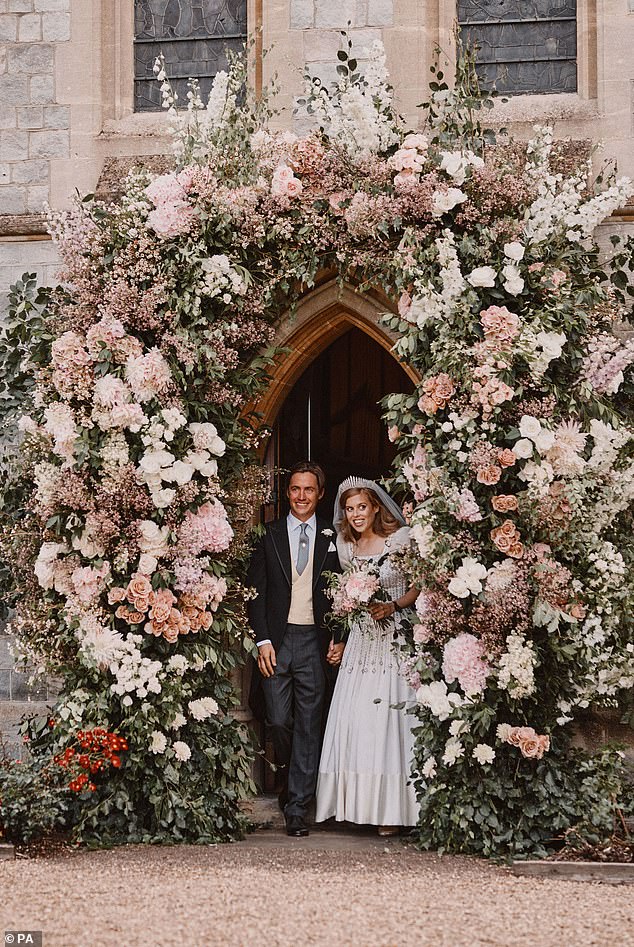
left=326, top=558, right=390, bottom=637
left=0, top=40, right=633, bottom=852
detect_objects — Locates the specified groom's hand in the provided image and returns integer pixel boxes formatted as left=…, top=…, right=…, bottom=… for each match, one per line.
left=257, top=643, right=277, bottom=678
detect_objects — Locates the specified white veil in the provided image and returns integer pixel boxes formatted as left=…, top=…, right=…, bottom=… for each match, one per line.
left=333, top=476, right=406, bottom=534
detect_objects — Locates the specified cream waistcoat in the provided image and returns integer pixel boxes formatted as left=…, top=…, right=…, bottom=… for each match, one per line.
left=287, top=538, right=315, bottom=625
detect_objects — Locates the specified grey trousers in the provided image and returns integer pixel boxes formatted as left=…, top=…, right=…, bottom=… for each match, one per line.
left=262, top=624, right=326, bottom=819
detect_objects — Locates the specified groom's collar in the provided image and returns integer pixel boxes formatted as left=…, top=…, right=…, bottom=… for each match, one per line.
left=287, top=512, right=316, bottom=531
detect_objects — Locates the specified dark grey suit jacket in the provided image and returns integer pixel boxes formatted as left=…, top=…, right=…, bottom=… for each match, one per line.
left=246, top=514, right=343, bottom=655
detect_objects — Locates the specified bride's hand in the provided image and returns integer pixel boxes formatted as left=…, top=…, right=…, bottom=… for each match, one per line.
left=369, top=601, right=396, bottom=622
left=327, top=641, right=345, bottom=666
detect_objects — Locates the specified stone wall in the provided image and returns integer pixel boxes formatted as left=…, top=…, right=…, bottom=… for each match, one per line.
left=0, top=0, right=71, bottom=217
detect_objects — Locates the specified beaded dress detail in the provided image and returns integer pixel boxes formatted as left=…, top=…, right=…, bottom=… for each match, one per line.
left=315, top=526, right=419, bottom=827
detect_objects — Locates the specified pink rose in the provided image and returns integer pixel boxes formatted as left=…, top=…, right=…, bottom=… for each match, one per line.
left=477, top=465, right=502, bottom=486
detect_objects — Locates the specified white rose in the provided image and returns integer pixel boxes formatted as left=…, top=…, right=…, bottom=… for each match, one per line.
left=422, top=756, right=437, bottom=779
left=138, top=553, right=158, bottom=575
left=431, top=187, right=467, bottom=217
left=208, top=435, right=226, bottom=457
left=503, top=241, right=525, bottom=261
left=152, top=488, right=176, bottom=508
left=162, top=460, right=195, bottom=485
left=502, top=264, right=524, bottom=296
left=139, top=449, right=175, bottom=475
left=467, top=266, right=496, bottom=288
left=440, top=151, right=466, bottom=183
left=534, top=429, right=555, bottom=454
left=448, top=575, right=470, bottom=598
left=513, top=438, right=534, bottom=459
left=138, top=520, right=170, bottom=556
left=518, top=415, right=542, bottom=441
left=536, top=330, right=566, bottom=358
left=442, top=738, right=465, bottom=766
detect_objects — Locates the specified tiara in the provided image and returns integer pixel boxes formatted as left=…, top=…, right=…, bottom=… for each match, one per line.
left=338, top=476, right=376, bottom=492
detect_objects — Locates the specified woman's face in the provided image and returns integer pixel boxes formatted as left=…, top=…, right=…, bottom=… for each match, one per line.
left=344, top=492, right=379, bottom=535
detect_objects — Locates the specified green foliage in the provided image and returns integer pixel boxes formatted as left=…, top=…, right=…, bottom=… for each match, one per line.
left=0, top=740, right=69, bottom=846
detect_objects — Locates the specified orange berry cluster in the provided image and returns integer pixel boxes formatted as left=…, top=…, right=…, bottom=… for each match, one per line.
left=53, top=727, right=129, bottom=793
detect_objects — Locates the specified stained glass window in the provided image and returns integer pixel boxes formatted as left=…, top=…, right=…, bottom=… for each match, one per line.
left=458, top=1, right=577, bottom=95
left=134, top=0, right=247, bottom=112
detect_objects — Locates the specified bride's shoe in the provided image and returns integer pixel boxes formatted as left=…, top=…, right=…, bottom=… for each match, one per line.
left=377, top=825, right=399, bottom=837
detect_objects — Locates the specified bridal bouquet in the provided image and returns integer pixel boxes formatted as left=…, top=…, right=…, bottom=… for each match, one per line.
left=325, top=559, right=390, bottom=636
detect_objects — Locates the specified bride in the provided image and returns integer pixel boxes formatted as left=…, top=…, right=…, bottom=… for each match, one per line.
left=315, top=477, right=420, bottom=835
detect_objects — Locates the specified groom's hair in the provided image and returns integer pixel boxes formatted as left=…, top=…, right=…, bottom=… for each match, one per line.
left=287, top=461, right=326, bottom=493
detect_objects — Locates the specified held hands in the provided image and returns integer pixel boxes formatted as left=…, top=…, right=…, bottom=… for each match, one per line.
left=257, top=642, right=277, bottom=678
left=369, top=601, right=397, bottom=622
left=327, top=640, right=345, bottom=666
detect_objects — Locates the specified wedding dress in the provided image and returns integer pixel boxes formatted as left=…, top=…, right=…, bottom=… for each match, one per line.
left=315, top=526, right=419, bottom=826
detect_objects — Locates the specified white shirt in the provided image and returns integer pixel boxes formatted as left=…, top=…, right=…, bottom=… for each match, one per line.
left=256, top=513, right=317, bottom=647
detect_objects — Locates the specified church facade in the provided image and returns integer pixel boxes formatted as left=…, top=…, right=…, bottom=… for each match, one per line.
left=1, top=0, right=634, bottom=752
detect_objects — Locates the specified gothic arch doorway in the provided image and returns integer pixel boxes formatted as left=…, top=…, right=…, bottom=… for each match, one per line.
left=259, top=301, right=417, bottom=518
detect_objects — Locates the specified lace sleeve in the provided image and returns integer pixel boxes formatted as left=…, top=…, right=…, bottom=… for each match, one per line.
left=385, top=526, right=412, bottom=554
left=336, top=533, right=352, bottom=569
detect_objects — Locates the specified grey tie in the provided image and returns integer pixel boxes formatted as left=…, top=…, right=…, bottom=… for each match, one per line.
left=296, top=523, right=309, bottom=575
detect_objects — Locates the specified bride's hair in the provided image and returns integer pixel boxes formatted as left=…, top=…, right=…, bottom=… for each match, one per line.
left=338, top=487, right=401, bottom=543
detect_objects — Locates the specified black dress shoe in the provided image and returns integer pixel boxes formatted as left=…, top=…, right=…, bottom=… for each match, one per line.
left=286, top=815, right=309, bottom=837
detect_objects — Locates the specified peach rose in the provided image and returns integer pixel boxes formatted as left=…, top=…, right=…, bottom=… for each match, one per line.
left=144, top=619, right=166, bottom=637
left=520, top=737, right=541, bottom=758
left=115, top=605, right=144, bottom=624
left=569, top=603, right=586, bottom=620
left=508, top=542, right=524, bottom=559
left=149, top=588, right=176, bottom=624
left=419, top=373, right=456, bottom=415
left=491, top=494, right=519, bottom=513
left=507, top=726, right=536, bottom=747
left=108, top=587, right=127, bottom=604
left=418, top=395, right=437, bottom=415
left=126, top=573, right=153, bottom=613
left=477, top=465, right=502, bottom=486
left=490, top=519, right=521, bottom=553
left=162, top=624, right=180, bottom=644
left=497, top=449, right=516, bottom=468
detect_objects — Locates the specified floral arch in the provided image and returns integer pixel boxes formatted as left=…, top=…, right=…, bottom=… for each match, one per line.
left=1, top=43, right=634, bottom=856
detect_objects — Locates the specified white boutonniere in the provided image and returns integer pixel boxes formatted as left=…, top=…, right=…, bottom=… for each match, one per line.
left=322, top=528, right=334, bottom=537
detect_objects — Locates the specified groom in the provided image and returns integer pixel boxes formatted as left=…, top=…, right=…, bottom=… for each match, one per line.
left=247, top=461, right=343, bottom=837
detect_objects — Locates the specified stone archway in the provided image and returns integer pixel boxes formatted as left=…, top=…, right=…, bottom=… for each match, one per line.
left=256, top=277, right=419, bottom=433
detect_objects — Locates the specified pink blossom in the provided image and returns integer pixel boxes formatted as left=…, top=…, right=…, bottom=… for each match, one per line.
left=125, top=349, right=172, bottom=403
left=442, top=632, right=490, bottom=696
left=178, top=501, right=234, bottom=556
left=71, top=562, right=110, bottom=604
left=147, top=203, right=197, bottom=239
left=480, top=305, right=521, bottom=346
left=454, top=488, right=482, bottom=523
left=271, top=164, right=303, bottom=199
left=51, top=331, right=92, bottom=369
left=398, top=292, right=413, bottom=319
left=413, top=622, right=432, bottom=644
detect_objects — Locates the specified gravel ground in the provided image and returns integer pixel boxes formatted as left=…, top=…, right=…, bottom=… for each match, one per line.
left=2, top=836, right=633, bottom=947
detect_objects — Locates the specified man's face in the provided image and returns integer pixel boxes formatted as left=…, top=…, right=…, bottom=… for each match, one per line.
left=287, top=472, right=323, bottom=522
